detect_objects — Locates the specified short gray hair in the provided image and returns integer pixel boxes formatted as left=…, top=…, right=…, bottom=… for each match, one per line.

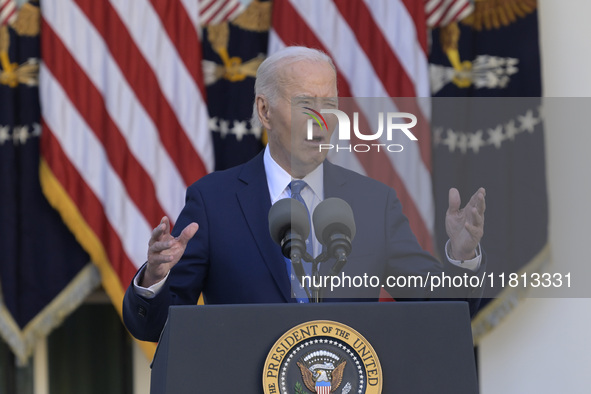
left=250, top=46, right=336, bottom=130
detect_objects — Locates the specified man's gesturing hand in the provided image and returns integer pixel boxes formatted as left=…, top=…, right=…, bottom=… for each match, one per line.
left=446, top=187, right=486, bottom=261
left=141, top=216, right=199, bottom=287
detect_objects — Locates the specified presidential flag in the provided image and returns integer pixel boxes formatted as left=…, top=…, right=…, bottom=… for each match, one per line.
left=202, top=0, right=270, bottom=170
left=428, top=2, right=548, bottom=341
left=39, top=0, right=214, bottom=355
left=0, top=1, right=96, bottom=366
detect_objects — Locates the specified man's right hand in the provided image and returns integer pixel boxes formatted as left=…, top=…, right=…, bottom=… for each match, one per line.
left=141, top=216, right=199, bottom=287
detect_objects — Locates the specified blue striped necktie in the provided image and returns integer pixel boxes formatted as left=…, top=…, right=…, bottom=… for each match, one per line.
left=285, top=180, right=313, bottom=303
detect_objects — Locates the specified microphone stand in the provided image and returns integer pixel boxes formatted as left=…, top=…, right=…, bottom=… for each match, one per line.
left=310, top=258, right=322, bottom=303
left=305, top=232, right=352, bottom=303
left=283, top=230, right=314, bottom=301
left=299, top=252, right=325, bottom=303
left=292, top=252, right=313, bottom=301
left=305, top=251, right=330, bottom=304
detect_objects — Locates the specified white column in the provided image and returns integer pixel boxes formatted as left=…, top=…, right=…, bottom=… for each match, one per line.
left=479, top=1, right=591, bottom=393
left=133, top=341, right=151, bottom=394
left=33, top=338, right=48, bottom=394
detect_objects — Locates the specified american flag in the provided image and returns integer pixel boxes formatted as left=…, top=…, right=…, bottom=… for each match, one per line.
left=0, top=0, right=17, bottom=27
left=270, top=0, right=435, bottom=253
left=39, top=0, right=214, bottom=352
left=38, top=0, right=446, bottom=346
left=199, top=0, right=245, bottom=25
left=424, top=0, right=474, bottom=28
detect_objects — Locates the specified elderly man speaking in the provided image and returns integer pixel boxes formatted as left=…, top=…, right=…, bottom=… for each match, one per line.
left=123, top=46, right=486, bottom=343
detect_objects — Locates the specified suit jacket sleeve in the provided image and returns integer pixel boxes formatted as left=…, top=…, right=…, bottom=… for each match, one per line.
left=123, top=183, right=210, bottom=342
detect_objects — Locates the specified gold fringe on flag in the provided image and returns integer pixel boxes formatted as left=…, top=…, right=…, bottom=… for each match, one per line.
left=0, top=263, right=101, bottom=366
left=471, top=243, right=551, bottom=344
left=39, top=159, right=157, bottom=360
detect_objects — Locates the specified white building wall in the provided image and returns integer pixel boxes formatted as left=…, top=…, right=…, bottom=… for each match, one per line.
left=479, top=1, right=591, bottom=392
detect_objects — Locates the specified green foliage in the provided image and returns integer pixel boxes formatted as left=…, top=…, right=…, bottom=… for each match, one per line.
left=294, top=380, right=306, bottom=394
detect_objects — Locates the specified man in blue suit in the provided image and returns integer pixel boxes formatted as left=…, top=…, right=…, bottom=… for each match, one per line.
left=123, top=46, right=486, bottom=342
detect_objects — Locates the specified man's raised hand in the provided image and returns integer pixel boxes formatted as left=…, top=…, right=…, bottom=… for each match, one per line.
left=446, top=187, right=486, bottom=261
left=142, top=216, right=198, bottom=287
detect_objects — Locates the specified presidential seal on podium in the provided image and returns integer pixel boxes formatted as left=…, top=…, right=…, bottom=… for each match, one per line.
left=263, top=320, right=382, bottom=394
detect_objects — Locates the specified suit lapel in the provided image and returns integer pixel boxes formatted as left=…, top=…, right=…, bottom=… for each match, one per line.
left=324, top=160, right=348, bottom=199
left=236, top=152, right=292, bottom=302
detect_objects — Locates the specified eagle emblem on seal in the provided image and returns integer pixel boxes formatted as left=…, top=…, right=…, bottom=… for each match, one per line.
left=297, top=351, right=347, bottom=394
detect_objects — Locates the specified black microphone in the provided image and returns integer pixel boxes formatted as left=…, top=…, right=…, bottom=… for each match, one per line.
left=268, top=198, right=312, bottom=288
left=312, top=198, right=356, bottom=276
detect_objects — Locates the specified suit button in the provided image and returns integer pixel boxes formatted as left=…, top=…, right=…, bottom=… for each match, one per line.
left=137, top=305, right=146, bottom=317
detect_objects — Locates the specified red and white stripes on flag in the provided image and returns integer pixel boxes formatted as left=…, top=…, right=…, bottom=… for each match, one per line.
left=424, top=0, right=474, bottom=28
left=0, top=0, right=17, bottom=26
left=270, top=0, right=435, bottom=253
left=199, top=0, right=244, bottom=25
left=39, top=0, right=213, bottom=336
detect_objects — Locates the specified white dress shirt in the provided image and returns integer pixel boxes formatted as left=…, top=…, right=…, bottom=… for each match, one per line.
left=263, top=146, right=324, bottom=258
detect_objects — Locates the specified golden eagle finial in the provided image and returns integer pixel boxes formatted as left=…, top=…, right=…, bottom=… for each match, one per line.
left=232, top=0, right=271, bottom=32
left=436, top=0, right=536, bottom=89
left=462, top=0, right=538, bottom=31
left=204, top=1, right=269, bottom=85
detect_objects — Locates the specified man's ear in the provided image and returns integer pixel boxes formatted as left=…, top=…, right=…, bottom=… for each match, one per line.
left=256, top=95, right=272, bottom=130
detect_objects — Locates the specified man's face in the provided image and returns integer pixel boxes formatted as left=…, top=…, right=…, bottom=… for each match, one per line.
left=260, top=60, right=338, bottom=178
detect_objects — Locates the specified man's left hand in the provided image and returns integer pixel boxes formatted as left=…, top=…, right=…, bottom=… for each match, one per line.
left=446, top=187, right=486, bottom=260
